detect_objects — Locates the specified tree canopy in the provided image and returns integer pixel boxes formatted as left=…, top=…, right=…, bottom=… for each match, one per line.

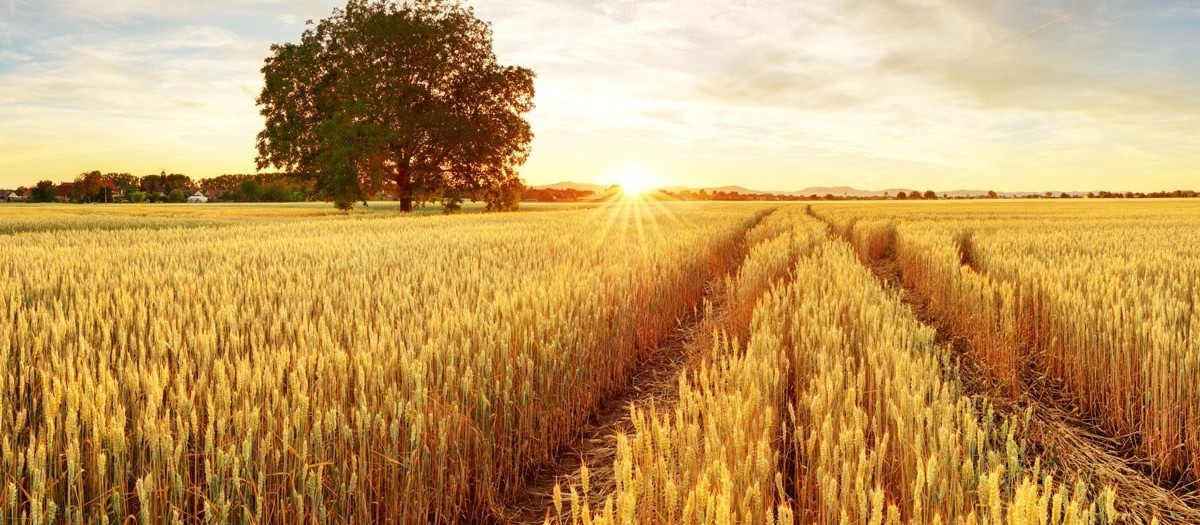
left=30, top=181, right=57, bottom=203
left=256, top=0, right=535, bottom=211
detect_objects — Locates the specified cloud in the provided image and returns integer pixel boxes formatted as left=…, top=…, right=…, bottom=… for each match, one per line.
left=1, top=0, right=1197, bottom=191
left=0, top=0, right=344, bottom=183
left=473, top=0, right=1200, bottom=190
left=45, top=0, right=322, bottom=23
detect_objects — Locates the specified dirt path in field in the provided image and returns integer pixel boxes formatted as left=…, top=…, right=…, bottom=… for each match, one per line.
left=826, top=217, right=1200, bottom=524
left=494, top=211, right=773, bottom=525
left=499, top=321, right=703, bottom=524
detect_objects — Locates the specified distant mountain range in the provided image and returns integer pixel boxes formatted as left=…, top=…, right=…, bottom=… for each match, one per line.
left=533, top=181, right=610, bottom=193
left=532, top=182, right=1069, bottom=198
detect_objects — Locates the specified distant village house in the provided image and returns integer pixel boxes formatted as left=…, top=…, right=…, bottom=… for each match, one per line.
left=55, top=182, right=74, bottom=201
left=187, top=191, right=209, bottom=203
left=2, top=190, right=26, bottom=202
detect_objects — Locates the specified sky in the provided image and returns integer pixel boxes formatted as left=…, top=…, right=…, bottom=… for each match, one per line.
left=1, top=0, right=1198, bottom=192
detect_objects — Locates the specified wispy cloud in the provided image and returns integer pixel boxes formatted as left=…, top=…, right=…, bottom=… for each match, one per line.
left=475, top=0, right=1200, bottom=190
left=0, top=0, right=341, bottom=182
left=1, top=0, right=1197, bottom=191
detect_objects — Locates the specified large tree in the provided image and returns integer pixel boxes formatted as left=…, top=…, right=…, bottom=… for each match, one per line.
left=256, top=0, right=535, bottom=211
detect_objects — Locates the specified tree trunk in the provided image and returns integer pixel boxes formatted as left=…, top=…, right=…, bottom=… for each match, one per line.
left=396, top=163, right=413, bottom=212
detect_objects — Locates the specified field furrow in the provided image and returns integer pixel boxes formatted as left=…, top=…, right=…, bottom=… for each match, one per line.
left=811, top=201, right=1200, bottom=524
left=499, top=207, right=779, bottom=524
left=558, top=207, right=1109, bottom=524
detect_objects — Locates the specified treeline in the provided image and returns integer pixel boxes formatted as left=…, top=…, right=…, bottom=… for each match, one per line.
left=661, top=189, right=1200, bottom=201
left=7, top=174, right=1197, bottom=205
left=1088, top=190, right=1199, bottom=199
left=659, top=189, right=952, bottom=201
left=520, top=188, right=595, bottom=202
left=6, top=171, right=314, bottom=204
left=663, top=189, right=808, bottom=201
left=6, top=170, right=531, bottom=210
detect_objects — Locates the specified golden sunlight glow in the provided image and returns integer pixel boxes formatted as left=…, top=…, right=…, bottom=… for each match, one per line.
left=601, top=164, right=666, bottom=196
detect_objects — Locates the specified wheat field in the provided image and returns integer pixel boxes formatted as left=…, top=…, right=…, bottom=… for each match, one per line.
left=3, top=200, right=1198, bottom=524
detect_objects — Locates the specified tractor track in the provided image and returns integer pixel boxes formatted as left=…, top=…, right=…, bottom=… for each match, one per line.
left=814, top=211, right=1200, bottom=524
left=493, top=209, right=776, bottom=524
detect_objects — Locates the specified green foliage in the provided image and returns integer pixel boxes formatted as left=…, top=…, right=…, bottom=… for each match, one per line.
left=127, top=191, right=147, bottom=203
left=261, top=184, right=293, bottom=202
left=442, top=187, right=463, bottom=214
left=238, top=179, right=264, bottom=201
left=107, top=173, right=139, bottom=194
left=140, top=172, right=166, bottom=194
left=139, top=171, right=192, bottom=196
left=30, top=180, right=57, bottom=203
left=164, top=173, right=193, bottom=193
left=166, top=189, right=187, bottom=203
left=194, top=174, right=312, bottom=203
left=255, top=0, right=536, bottom=211
left=483, top=179, right=522, bottom=212
left=73, top=171, right=104, bottom=202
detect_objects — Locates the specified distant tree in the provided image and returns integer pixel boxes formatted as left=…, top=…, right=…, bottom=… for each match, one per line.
left=127, top=191, right=148, bottom=203
left=141, top=171, right=167, bottom=195
left=106, top=173, right=139, bottom=195
left=1045, top=191, right=1054, bottom=199
left=987, top=190, right=998, bottom=199
left=482, top=178, right=522, bottom=212
left=201, top=175, right=242, bottom=195
left=164, top=173, right=193, bottom=193
left=166, top=189, right=187, bottom=203
left=895, top=191, right=907, bottom=200
left=256, top=0, right=535, bottom=212
left=73, top=171, right=105, bottom=202
left=30, top=180, right=57, bottom=203
left=261, top=183, right=292, bottom=202
left=1059, top=192, right=1072, bottom=199
left=238, top=179, right=265, bottom=202
left=923, top=190, right=937, bottom=200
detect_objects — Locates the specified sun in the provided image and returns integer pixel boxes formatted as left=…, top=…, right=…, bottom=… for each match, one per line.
left=601, top=164, right=666, bottom=197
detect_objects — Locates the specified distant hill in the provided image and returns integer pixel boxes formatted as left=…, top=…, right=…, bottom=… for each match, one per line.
left=531, top=181, right=610, bottom=193
left=539, top=181, right=986, bottom=197
left=790, top=187, right=1000, bottom=198
left=789, top=186, right=902, bottom=198
left=531, top=181, right=1175, bottom=199
left=660, top=185, right=772, bottom=194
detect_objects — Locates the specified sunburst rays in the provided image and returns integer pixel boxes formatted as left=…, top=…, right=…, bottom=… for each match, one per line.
left=590, top=190, right=689, bottom=251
